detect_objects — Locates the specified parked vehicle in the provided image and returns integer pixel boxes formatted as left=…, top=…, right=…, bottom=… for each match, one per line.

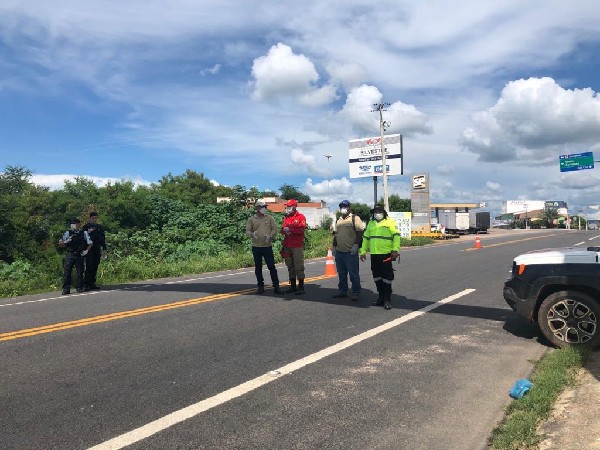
left=469, top=211, right=490, bottom=234
left=438, top=211, right=469, bottom=234
left=503, top=246, right=600, bottom=348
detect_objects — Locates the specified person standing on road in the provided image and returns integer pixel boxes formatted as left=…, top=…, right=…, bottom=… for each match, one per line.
left=332, top=200, right=364, bottom=301
left=82, top=211, right=106, bottom=290
left=281, top=199, right=307, bottom=295
left=246, top=200, right=282, bottom=295
left=360, top=204, right=400, bottom=310
left=58, top=218, right=93, bottom=295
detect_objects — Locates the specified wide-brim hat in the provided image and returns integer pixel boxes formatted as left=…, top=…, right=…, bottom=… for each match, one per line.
left=370, top=203, right=386, bottom=214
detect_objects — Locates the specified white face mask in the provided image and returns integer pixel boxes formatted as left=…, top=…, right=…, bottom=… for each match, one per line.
left=340, top=208, right=349, bottom=215
left=285, top=207, right=294, bottom=214
left=70, top=223, right=77, bottom=230
left=374, top=213, right=384, bottom=221
left=258, top=207, right=267, bottom=215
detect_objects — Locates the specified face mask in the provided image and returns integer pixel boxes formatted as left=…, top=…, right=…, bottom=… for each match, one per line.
left=285, top=207, right=294, bottom=214
left=70, top=224, right=77, bottom=230
left=340, top=208, right=349, bottom=215
left=258, top=207, right=267, bottom=215
left=374, top=213, right=384, bottom=221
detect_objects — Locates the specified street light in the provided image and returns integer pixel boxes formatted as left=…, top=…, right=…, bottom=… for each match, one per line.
left=373, top=103, right=391, bottom=212
left=323, top=154, right=332, bottom=203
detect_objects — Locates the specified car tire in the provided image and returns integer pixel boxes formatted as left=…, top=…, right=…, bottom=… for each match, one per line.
left=537, top=290, right=600, bottom=348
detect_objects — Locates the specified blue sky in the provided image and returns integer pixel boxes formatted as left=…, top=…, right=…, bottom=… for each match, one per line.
left=1, top=1, right=600, bottom=218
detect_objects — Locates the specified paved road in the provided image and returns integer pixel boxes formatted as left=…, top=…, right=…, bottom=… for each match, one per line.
left=1, top=229, right=598, bottom=449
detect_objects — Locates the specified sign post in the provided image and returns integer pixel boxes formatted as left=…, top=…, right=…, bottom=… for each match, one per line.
left=559, top=152, right=595, bottom=172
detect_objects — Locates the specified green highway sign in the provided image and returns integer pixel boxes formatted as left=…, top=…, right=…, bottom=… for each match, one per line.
left=559, top=151, right=595, bottom=172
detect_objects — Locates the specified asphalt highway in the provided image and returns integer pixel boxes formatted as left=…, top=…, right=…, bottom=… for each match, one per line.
left=2, top=229, right=598, bottom=450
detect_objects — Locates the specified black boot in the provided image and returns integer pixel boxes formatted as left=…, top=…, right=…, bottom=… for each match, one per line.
left=257, top=285, right=265, bottom=294
left=383, top=292, right=392, bottom=310
left=372, top=292, right=384, bottom=306
left=295, top=278, right=305, bottom=295
left=285, top=278, right=297, bottom=294
left=272, top=284, right=283, bottom=295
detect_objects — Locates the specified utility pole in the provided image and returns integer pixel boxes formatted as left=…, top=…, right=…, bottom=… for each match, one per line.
left=323, top=154, right=332, bottom=204
left=373, top=102, right=391, bottom=212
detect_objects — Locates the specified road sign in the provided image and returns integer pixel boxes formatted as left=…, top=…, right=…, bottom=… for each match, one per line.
left=559, top=151, right=595, bottom=172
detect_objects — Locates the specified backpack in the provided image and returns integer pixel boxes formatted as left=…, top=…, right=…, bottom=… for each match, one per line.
left=352, top=214, right=364, bottom=247
left=333, top=214, right=363, bottom=248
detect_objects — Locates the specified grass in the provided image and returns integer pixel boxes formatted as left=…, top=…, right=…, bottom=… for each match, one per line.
left=489, top=346, right=590, bottom=449
left=0, top=230, right=434, bottom=298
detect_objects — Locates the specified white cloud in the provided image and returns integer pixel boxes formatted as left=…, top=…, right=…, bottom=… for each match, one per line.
left=485, top=181, right=502, bottom=192
left=250, top=43, right=337, bottom=106
left=340, top=84, right=433, bottom=136
left=200, top=64, right=221, bottom=75
left=31, top=174, right=151, bottom=190
left=460, top=77, right=600, bottom=162
left=326, top=61, right=367, bottom=91
left=304, top=177, right=353, bottom=204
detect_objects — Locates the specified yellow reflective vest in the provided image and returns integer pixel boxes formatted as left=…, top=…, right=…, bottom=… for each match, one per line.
left=360, top=217, right=400, bottom=255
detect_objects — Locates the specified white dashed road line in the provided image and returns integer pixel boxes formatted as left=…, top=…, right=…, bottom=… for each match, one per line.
left=88, top=288, right=476, bottom=450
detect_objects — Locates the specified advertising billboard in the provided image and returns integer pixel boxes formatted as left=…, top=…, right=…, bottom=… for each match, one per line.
left=348, top=134, right=402, bottom=178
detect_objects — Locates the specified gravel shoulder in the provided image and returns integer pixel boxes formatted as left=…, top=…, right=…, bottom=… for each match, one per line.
left=538, top=350, right=600, bottom=450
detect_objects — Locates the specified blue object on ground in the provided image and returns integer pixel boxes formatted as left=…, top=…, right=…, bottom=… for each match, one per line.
left=509, top=378, right=533, bottom=399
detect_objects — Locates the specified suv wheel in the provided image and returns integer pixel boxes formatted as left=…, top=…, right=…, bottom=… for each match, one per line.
left=537, top=290, right=600, bottom=348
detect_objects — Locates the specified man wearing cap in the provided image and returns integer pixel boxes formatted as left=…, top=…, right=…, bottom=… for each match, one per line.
left=246, top=200, right=282, bottom=294
left=281, top=199, right=307, bottom=295
left=332, top=200, right=364, bottom=301
left=58, top=218, right=93, bottom=295
left=360, top=204, right=400, bottom=310
left=82, top=211, right=107, bottom=290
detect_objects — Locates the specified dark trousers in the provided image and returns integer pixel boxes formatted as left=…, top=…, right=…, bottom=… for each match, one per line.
left=252, top=246, right=280, bottom=287
left=84, top=248, right=102, bottom=287
left=63, top=252, right=84, bottom=291
left=370, top=253, right=394, bottom=293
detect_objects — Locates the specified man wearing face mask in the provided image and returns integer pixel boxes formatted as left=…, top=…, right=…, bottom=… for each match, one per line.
left=58, top=218, right=93, bottom=295
left=82, top=211, right=106, bottom=290
left=360, top=204, right=400, bottom=310
left=281, top=199, right=307, bottom=295
left=332, top=200, right=364, bottom=301
left=246, top=200, right=282, bottom=295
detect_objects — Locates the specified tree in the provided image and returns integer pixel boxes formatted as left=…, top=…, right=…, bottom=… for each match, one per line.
left=539, top=208, right=559, bottom=228
left=279, top=184, right=310, bottom=202
left=154, top=170, right=225, bottom=206
left=386, top=194, right=411, bottom=212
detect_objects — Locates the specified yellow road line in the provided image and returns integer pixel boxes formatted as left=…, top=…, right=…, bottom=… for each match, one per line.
left=463, top=233, right=555, bottom=251
left=0, top=274, right=334, bottom=342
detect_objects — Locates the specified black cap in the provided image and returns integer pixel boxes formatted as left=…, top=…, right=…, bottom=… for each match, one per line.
left=339, top=200, right=350, bottom=208
left=69, top=218, right=81, bottom=224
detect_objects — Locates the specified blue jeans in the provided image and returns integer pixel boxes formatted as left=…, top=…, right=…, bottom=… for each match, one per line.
left=334, top=251, right=361, bottom=294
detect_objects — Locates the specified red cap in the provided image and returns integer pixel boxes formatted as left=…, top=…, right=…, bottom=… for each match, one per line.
left=286, top=199, right=297, bottom=207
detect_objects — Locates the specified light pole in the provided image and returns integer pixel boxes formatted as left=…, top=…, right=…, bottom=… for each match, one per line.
left=373, top=103, right=391, bottom=212
left=323, top=154, right=332, bottom=204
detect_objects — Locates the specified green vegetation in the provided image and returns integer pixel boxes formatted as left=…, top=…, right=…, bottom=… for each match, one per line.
left=489, top=346, right=590, bottom=449
left=0, top=165, right=429, bottom=297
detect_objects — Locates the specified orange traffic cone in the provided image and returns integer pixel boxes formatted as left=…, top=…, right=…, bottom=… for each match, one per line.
left=324, top=247, right=337, bottom=276
left=474, top=234, right=483, bottom=249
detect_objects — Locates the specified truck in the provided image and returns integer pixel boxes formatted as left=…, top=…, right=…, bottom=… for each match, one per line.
left=469, top=211, right=491, bottom=234
left=438, top=211, right=470, bottom=234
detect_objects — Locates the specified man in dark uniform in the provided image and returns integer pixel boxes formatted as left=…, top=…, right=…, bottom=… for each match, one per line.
left=82, top=211, right=106, bottom=290
left=59, top=218, right=93, bottom=295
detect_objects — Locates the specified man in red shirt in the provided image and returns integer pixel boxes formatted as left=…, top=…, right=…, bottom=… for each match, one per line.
left=281, top=199, right=307, bottom=295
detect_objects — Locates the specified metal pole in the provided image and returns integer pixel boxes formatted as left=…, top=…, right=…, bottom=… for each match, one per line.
left=323, top=154, right=332, bottom=203
left=373, top=176, right=378, bottom=206
left=378, top=105, right=389, bottom=212
left=400, top=134, right=404, bottom=175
